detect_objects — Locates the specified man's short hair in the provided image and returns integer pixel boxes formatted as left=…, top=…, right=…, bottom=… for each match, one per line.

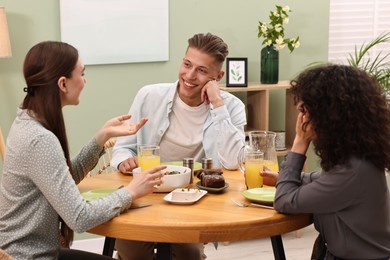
left=187, top=33, right=229, bottom=63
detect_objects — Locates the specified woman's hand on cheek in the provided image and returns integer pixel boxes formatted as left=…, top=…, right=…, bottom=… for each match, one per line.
left=292, top=112, right=313, bottom=155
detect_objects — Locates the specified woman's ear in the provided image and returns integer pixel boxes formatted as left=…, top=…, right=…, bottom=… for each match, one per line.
left=57, top=76, right=67, bottom=93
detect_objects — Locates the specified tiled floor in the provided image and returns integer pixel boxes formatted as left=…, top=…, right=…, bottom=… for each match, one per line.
left=72, top=224, right=317, bottom=260
left=203, top=224, right=317, bottom=259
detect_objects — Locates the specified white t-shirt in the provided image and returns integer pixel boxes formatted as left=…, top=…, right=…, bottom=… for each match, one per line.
left=159, top=93, right=209, bottom=163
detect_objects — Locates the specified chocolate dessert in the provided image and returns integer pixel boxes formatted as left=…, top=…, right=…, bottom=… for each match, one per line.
left=197, top=169, right=225, bottom=188
left=201, top=174, right=225, bottom=188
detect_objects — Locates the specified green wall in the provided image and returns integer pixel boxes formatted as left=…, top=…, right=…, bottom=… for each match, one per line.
left=0, top=1, right=328, bottom=241
left=0, top=0, right=329, bottom=172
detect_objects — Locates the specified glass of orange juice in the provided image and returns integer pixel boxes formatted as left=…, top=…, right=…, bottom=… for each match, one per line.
left=238, top=149, right=264, bottom=189
left=137, top=145, right=160, bottom=171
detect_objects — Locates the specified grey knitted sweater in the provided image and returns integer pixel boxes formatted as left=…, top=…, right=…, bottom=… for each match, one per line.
left=0, top=109, right=132, bottom=259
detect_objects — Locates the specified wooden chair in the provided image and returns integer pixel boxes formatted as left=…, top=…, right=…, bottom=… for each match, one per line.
left=0, top=127, right=6, bottom=162
left=0, top=248, right=13, bottom=260
left=87, top=138, right=116, bottom=177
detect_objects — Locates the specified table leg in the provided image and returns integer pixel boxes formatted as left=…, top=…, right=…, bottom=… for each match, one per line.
left=270, top=235, right=286, bottom=260
left=102, top=237, right=116, bottom=257
left=155, top=243, right=172, bottom=260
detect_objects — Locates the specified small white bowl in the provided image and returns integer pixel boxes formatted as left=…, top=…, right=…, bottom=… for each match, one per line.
left=132, top=165, right=191, bottom=192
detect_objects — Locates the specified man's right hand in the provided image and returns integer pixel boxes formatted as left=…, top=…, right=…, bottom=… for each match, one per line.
left=118, top=157, right=138, bottom=174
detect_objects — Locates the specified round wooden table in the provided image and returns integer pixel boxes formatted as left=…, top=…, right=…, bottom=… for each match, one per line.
left=78, top=170, right=312, bottom=260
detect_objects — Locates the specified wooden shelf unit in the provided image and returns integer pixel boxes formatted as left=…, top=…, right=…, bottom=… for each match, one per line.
left=220, top=80, right=298, bottom=150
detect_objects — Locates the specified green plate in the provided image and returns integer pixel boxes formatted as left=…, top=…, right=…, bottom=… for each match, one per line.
left=162, top=161, right=202, bottom=171
left=81, top=188, right=117, bottom=202
left=242, top=187, right=276, bottom=205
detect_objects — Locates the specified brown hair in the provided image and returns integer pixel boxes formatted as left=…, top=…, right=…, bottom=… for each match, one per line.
left=22, top=41, right=78, bottom=247
left=290, top=64, right=390, bottom=172
left=187, top=33, right=229, bottom=64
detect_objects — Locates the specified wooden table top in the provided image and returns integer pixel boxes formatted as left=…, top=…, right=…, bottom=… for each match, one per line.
left=78, top=170, right=312, bottom=243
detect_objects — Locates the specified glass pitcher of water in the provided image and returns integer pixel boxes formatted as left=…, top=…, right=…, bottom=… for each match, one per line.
left=248, top=131, right=279, bottom=172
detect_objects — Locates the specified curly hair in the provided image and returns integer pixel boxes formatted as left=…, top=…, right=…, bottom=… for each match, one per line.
left=290, top=64, right=390, bottom=172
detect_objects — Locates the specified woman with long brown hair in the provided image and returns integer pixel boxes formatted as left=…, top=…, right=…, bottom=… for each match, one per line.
left=0, top=41, right=166, bottom=259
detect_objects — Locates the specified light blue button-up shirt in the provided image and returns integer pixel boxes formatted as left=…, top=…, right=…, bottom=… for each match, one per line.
left=111, top=81, right=246, bottom=170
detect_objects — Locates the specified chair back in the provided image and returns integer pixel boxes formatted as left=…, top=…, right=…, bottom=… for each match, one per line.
left=0, top=127, right=5, bottom=162
left=88, top=138, right=116, bottom=177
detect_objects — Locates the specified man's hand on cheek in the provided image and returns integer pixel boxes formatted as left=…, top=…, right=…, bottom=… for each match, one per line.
left=202, top=80, right=223, bottom=108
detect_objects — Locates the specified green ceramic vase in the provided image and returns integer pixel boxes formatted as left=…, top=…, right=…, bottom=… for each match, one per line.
left=260, top=45, right=279, bottom=84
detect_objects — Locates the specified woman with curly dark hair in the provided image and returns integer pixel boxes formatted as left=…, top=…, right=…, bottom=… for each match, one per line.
left=274, top=64, right=390, bottom=259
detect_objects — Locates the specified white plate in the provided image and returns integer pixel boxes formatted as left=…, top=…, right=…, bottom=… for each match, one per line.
left=163, top=189, right=207, bottom=205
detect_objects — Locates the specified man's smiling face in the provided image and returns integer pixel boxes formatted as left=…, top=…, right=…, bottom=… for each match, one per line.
left=178, top=47, right=222, bottom=107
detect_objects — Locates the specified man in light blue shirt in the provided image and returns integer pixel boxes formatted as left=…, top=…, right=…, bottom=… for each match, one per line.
left=111, top=33, right=246, bottom=260
left=111, top=33, right=246, bottom=173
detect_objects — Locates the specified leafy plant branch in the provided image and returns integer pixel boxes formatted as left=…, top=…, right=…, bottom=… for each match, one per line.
left=347, top=31, right=390, bottom=92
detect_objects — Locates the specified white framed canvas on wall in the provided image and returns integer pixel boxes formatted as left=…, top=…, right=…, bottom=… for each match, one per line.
left=60, top=0, right=169, bottom=65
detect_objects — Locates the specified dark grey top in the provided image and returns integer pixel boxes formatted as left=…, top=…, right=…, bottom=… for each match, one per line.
left=275, top=151, right=390, bottom=259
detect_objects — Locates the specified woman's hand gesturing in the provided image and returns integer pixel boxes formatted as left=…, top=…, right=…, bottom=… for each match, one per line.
left=96, top=114, right=148, bottom=147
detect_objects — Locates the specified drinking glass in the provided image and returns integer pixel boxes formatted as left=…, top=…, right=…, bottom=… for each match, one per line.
left=238, top=149, right=264, bottom=189
left=137, top=145, right=160, bottom=171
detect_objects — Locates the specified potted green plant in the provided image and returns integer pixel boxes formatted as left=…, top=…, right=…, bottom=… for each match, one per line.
left=257, top=5, right=300, bottom=84
left=346, top=32, right=390, bottom=95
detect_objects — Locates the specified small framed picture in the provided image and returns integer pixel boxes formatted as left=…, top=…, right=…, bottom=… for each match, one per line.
left=226, top=57, right=248, bottom=87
